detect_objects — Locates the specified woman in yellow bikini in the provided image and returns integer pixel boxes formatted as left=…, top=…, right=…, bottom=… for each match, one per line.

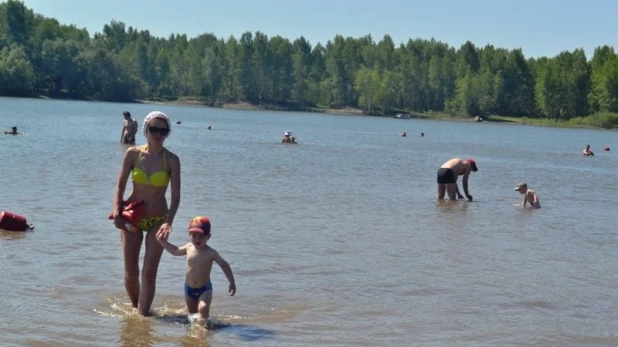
left=112, top=111, right=181, bottom=316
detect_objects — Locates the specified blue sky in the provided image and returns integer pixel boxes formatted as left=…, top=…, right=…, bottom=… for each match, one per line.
left=17, top=0, right=618, bottom=59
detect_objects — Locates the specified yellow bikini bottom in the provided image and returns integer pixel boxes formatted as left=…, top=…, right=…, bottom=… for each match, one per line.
left=134, top=215, right=167, bottom=232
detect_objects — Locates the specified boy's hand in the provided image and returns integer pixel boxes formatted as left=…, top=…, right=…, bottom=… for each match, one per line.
left=156, top=231, right=168, bottom=241
left=156, top=223, right=172, bottom=240
left=229, top=281, right=236, bottom=296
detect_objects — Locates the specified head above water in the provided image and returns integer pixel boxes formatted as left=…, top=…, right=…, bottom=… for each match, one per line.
left=122, top=111, right=131, bottom=119
left=467, top=159, right=478, bottom=172
left=142, top=111, right=171, bottom=137
left=514, top=182, right=527, bottom=191
left=11, top=126, right=17, bottom=132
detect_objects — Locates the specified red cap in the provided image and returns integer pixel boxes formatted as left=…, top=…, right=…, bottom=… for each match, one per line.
left=467, top=159, right=478, bottom=172
left=188, top=216, right=211, bottom=234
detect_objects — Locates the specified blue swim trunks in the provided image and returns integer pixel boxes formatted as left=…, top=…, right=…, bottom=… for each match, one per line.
left=184, top=282, right=213, bottom=300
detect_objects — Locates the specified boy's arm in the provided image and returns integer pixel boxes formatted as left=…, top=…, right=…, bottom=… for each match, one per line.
left=522, top=192, right=528, bottom=207
left=158, top=238, right=188, bottom=256
left=213, top=251, right=236, bottom=296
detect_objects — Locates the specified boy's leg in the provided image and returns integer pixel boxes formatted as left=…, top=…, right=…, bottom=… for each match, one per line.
left=197, top=290, right=213, bottom=327
left=120, top=229, right=143, bottom=308
left=185, top=293, right=199, bottom=314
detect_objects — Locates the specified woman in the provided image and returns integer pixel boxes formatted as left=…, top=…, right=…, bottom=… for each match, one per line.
left=582, top=144, right=594, bottom=156
left=112, top=111, right=181, bottom=316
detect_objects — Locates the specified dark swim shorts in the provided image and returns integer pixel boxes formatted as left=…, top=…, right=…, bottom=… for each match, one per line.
left=122, top=135, right=135, bottom=145
left=437, top=168, right=456, bottom=184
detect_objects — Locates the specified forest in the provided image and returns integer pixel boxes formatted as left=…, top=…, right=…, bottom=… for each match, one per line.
left=1, top=0, right=618, bottom=127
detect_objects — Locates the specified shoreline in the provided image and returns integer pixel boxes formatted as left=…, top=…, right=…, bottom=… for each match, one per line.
left=135, top=98, right=484, bottom=122
left=23, top=94, right=616, bottom=129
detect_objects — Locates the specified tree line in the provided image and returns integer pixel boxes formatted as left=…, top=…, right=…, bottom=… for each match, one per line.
left=1, top=0, right=618, bottom=125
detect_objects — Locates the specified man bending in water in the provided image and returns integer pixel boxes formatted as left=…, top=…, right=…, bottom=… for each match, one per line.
left=436, top=158, right=478, bottom=201
left=120, top=111, right=138, bottom=145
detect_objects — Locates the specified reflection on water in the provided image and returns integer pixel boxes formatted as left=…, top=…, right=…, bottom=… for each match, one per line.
left=119, top=316, right=159, bottom=347
left=2, top=97, right=618, bottom=346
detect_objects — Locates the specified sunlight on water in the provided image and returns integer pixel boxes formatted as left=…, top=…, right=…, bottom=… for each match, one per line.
left=2, top=97, right=618, bottom=346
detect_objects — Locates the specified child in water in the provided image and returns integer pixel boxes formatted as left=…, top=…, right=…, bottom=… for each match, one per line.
left=514, top=182, right=541, bottom=208
left=157, top=216, right=236, bottom=327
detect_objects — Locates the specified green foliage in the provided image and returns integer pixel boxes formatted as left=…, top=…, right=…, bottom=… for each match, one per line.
left=0, top=1, right=616, bottom=127
left=568, top=112, right=618, bottom=129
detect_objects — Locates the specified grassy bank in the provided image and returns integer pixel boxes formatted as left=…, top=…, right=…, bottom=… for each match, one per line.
left=487, top=113, right=618, bottom=129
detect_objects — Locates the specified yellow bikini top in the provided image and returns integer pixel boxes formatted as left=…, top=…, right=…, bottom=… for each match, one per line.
left=132, top=146, right=169, bottom=188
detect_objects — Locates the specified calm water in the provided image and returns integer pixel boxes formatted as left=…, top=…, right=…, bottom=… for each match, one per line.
left=1, top=97, right=618, bottom=346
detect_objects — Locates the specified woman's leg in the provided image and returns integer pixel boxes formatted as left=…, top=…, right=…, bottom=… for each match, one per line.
left=120, top=229, right=143, bottom=308
left=138, top=224, right=164, bottom=316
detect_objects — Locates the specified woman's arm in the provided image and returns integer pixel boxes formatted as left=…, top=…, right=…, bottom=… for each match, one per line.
left=165, top=152, right=181, bottom=226
left=113, top=149, right=135, bottom=214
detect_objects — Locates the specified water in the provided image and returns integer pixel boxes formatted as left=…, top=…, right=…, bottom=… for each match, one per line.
left=1, top=97, right=617, bottom=346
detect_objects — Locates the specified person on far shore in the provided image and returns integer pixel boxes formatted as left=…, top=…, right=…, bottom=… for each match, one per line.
left=157, top=216, right=236, bottom=328
left=436, top=158, right=478, bottom=201
left=4, top=126, right=24, bottom=135
left=120, top=111, right=138, bottom=145
left=281, top=131, right=297, bottom=144
left=514, top=182, right=541, bottom=208
left=582, top=144, right=594, bottom=156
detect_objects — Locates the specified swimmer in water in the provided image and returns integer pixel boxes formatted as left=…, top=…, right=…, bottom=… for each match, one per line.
left=4, top=126, right=24, bottom=135
left=582, top=144, right=594, bottom=156
left=514, top=182, right=541, bottom=208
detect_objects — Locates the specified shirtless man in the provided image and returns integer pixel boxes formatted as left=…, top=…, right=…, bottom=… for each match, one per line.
left=121, top=111, right=138, bottom=145
left=436, top=158, right=478, bottom=201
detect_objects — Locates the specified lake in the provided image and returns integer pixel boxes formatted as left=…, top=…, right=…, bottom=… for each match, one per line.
left=1, top=97, right=617, bottom=346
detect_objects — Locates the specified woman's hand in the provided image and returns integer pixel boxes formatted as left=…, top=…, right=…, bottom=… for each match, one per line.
left=113, top=212, right=130, bottom=231
left=156, top=222, right=172, bottom=239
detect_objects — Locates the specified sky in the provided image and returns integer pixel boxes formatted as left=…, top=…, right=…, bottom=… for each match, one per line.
left=15, top=0, right=618, bottom=59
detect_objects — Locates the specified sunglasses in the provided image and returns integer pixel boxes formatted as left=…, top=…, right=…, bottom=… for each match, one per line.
left=148, top=126, right=170, bottom=136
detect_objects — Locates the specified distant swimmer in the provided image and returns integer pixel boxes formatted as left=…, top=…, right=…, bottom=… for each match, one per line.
left=582, top=144, right=594, bottom=156
left=437, top=158, right=478, bottom=201
left=514, top=182, right=541, bottom=208
left=207, top=125, right=212, bottom=130
left=281, top=131, right=297, bottom=144
left=400, top=132, right=407, bottom=137
left=176, top=121, right=181, bottom=124
left=4, top=126, right=24, bottom=135
left=120, top=111, right=138, bottom=145
left=604, top=146, right=610, bottom=151
left=421, top=132, right=424, bottom=137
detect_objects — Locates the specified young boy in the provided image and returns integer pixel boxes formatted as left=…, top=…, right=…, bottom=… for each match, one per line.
left=157, top=216, right=236, bottom=327
left=514, top=182, right=541, bottom=208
